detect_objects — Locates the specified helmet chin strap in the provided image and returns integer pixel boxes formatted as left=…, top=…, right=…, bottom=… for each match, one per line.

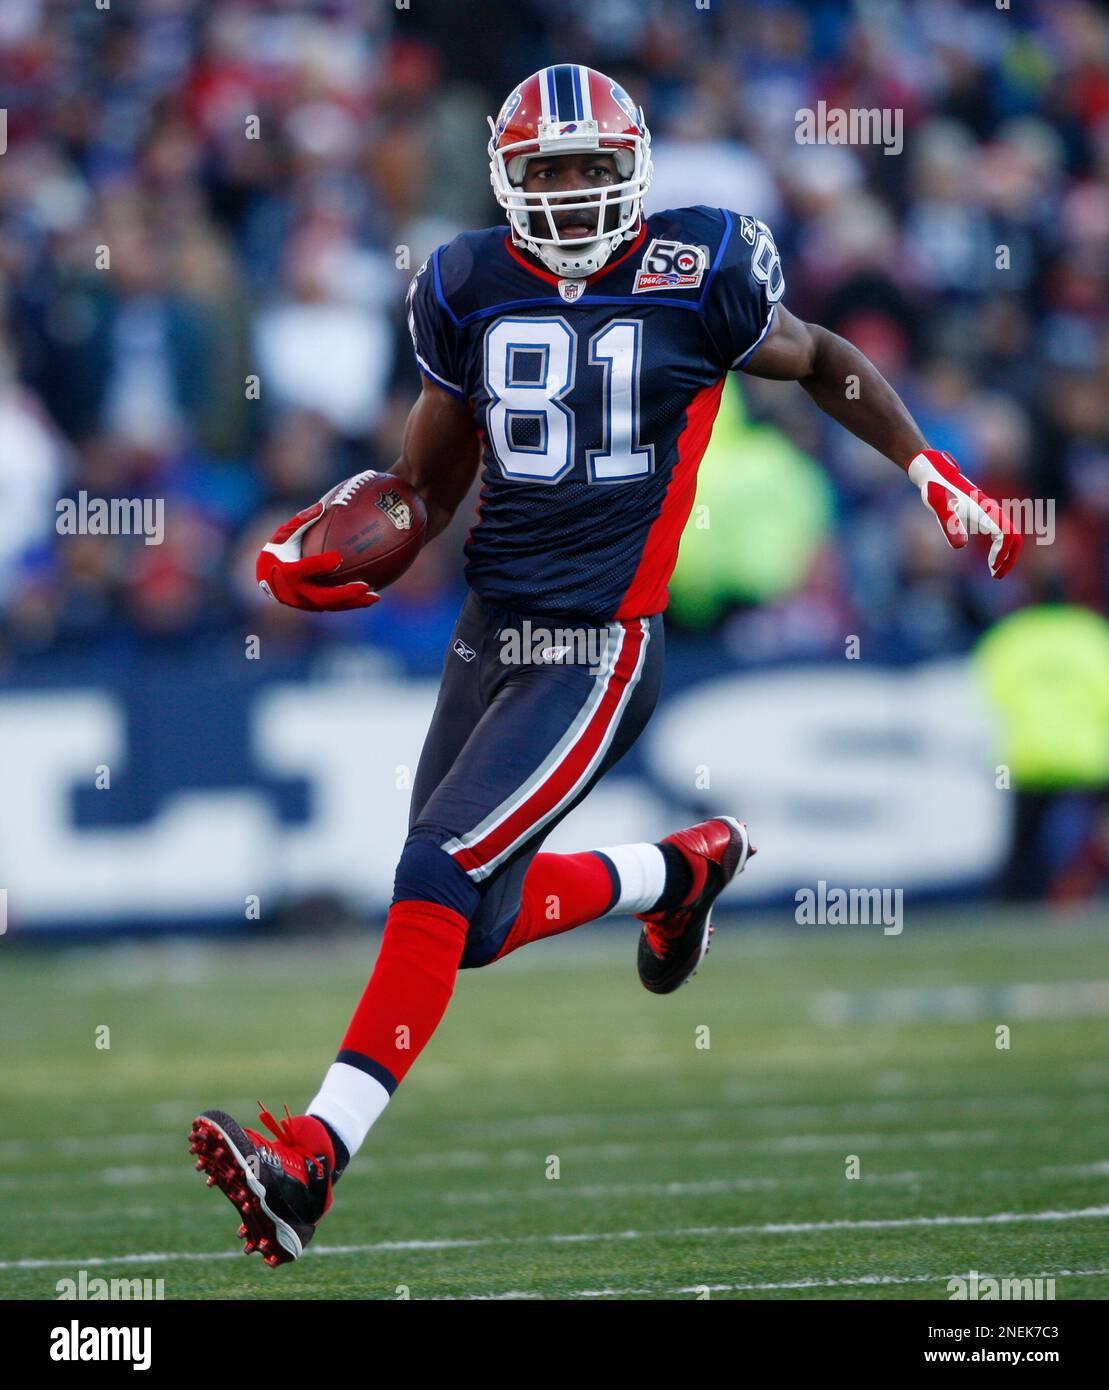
left=534, top=236, right=610, bottom=278
left=525, top=218, right=639, bottom=279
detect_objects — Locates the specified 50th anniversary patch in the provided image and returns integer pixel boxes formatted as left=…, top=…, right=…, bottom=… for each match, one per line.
left=632, top=238, right=708, bottom=293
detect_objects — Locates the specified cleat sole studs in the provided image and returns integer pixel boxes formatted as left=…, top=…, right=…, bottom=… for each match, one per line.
left=189, top=1116, right=294, bottom=1268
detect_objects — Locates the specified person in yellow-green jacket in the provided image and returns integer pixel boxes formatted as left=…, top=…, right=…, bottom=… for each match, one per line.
left=975, top=604, right=1109, bottom=899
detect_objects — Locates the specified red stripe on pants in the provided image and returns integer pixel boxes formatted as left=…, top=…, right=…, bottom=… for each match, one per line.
left=450, top=620, right=646, bottom=877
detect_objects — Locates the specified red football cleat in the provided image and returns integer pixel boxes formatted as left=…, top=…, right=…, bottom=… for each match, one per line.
left=189, top=1103, right=335, bottom=1267
left=637, top=816, right=755, bottom=994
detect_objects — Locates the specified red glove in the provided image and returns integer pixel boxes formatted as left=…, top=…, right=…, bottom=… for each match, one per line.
left=255, top=502, right=379, bottom=612
left=907, top=449, right=1023, bottom=579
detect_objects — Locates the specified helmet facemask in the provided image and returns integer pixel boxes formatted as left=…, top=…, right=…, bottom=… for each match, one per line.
left=488, top=118, right=652, bottom=278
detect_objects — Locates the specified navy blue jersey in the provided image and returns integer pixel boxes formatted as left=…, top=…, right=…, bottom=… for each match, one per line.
left=407, top=206, right=784, bottom=620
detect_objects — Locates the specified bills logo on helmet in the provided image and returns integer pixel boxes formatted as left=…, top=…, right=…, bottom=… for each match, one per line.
left=609, top=82, right=640, bottom=127
left=633, top=239, right=708, bottom=293
left=495, top=87, right=523, bottom=140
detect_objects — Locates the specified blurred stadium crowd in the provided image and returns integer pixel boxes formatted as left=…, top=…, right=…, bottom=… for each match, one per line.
left=0, top=0, right=1105, bottom=665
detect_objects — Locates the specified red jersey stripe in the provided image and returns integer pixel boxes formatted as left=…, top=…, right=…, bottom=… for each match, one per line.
left=616, top=376, right=726, bottom=619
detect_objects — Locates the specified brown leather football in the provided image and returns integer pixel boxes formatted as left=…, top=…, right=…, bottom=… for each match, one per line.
left=302, top=471, right=427, bottom=591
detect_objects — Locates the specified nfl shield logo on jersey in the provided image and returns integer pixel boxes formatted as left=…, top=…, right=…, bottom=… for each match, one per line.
left=558, top=279, right=586, bottom=303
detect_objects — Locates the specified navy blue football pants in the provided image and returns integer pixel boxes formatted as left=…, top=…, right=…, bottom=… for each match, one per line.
left=393, top=592, right=664, bottom=967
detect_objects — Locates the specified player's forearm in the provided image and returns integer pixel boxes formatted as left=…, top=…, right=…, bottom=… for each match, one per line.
left=389, top=458, right=457, bottom=540
left=799, top=325, right=926, bottom=469
left=389, top=382, right=480, bottom=541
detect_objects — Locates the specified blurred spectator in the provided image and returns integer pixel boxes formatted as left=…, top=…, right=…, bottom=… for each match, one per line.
left=0, top=0, right=1102, bottom=709
left=0, top=338, right=64, bottom=592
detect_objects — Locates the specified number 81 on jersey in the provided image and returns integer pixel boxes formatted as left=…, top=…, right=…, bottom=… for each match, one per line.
left=484, top=317, right=655, bottom=485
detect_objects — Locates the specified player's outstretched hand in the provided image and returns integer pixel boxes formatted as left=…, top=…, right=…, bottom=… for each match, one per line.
left=255, top=502, right=380, bottom=612
left=908, top=449, right=1023, bottom=579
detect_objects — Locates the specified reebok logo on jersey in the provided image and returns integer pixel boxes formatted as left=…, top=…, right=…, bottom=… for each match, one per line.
left=453, top=639, right=477, bottom=663
left=633, top=239, right=708, bottom=293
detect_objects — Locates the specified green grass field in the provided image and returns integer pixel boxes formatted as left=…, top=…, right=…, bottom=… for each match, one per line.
left=2, top=910, right=1108, bottom=1300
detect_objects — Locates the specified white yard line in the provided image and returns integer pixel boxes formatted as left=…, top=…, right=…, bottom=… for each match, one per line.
left=706, top=1205, right=1109, bottom=1236
left=1042, top=1160, right=1109, bottom=1178
left=816, top=980, right=1109, bottom=1025
left=567, top=1267, right=1109, bottom=1299
left=4, top=1073, right=1107, bottom=1164
left=13, top=1105, right=1108, bottom=1171
left=441, top=1171, right=930, bottom=1205
left=4, top=1148, right=1108, bottom=1199
left=752, top=1129, right=1004, bottom=1152
left=3, top=1205, right=1108, bottom=1272
left=0, top=1130, right=1022, bottom=1192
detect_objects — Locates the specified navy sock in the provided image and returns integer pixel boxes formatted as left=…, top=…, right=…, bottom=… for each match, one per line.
left=315, top=1116, right=350, bottom=1182
left=653, top=841, right=694, bottom=911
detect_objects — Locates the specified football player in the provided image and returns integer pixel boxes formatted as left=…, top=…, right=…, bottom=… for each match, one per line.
left=192, top=65, right=1022, bottom=1265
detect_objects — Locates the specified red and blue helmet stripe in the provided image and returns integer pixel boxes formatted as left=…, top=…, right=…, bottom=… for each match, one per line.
left=545, top=63, right=588, bottom=122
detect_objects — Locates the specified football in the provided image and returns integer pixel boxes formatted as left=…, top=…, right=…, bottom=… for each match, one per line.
left=303, top=471, right=427, bottom=591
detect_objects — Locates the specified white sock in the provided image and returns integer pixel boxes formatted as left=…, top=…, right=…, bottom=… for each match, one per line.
left=308, top=1062, right=391, bottom=1164
left=594, top=842, right=667, bottom=914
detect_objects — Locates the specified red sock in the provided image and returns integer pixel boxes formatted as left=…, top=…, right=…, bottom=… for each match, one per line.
left=340, top=899, right=468, bottom=1087
left=493, top=852, right=616, bottom=960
